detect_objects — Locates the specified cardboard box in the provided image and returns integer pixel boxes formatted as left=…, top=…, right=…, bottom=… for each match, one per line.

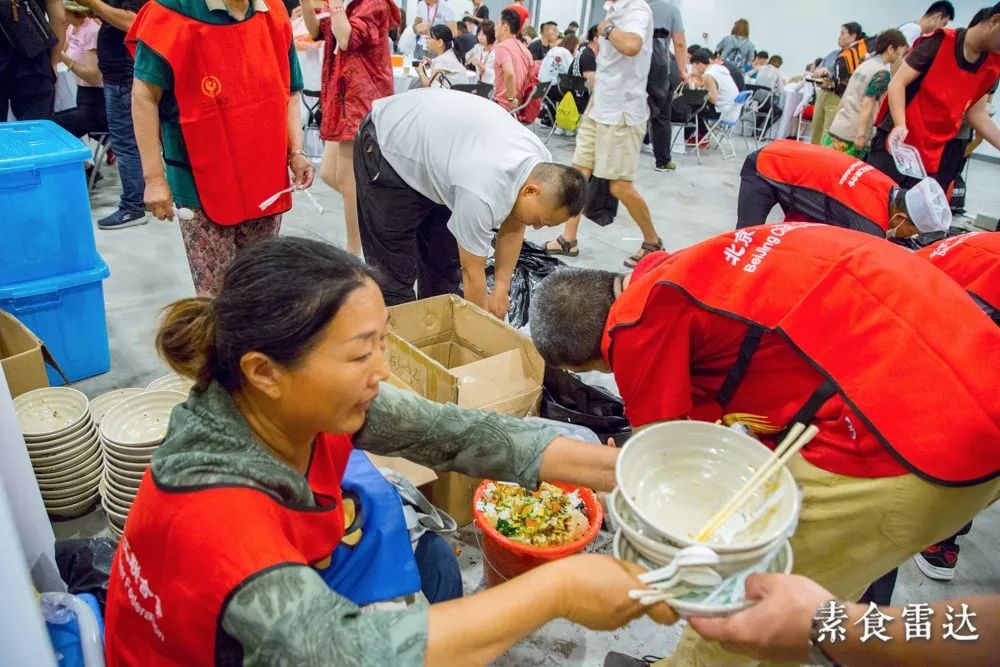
left=0, top=310, right=49, bottom=398
left=387, top=295, right=545, bottom=524
left=367, top=373, right=438, bottom=487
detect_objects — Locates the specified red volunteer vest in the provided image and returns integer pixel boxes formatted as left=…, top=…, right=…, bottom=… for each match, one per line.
left=918, top=231, right=1000, bottom=312
left=604, top=224, right=1000, bottom=486
left=103, top=433, right=351, bottom=666
left=126, top=0, right=293, bottom=225
left=876, top=29, right=1000, bottom=173
left=755, top=139, right=895, bottom=234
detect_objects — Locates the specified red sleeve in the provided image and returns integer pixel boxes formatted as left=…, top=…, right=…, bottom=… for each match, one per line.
left=630, top=250, right=671, bottom=283
left=610, top=291, right=695, bottom=427
left=347, top=0, right=389, bottom=50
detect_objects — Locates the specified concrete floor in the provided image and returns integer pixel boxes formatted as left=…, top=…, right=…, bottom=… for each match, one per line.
left=62, top=132, right=1000, bottom=664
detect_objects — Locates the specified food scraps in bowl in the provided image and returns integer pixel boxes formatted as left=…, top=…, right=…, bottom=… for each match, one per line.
left=477, top=481, right=589, bottom=547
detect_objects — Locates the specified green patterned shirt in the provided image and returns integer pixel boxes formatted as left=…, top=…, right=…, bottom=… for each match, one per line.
left=150, top=381, right=557, bottom=666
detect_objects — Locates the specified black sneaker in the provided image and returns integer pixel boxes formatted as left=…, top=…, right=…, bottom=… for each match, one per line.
left=914, top=543, right=959, bottom=581
left=98, top=209, right=148, bottom=231
left=655, top=161, right=677, bottom=172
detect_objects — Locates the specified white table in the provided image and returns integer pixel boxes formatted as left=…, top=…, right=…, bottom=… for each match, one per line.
left=773, top=82, right=813, bottom=140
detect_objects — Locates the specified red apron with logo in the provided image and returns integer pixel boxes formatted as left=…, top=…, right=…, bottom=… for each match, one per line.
left=755, top=139, right=895, bottom=234
left=126, top=0, right=292, bottom=225
left=918, top=231, right=1000, bottom=314
left=604, top=224, right=1000, bottom=486
left=875, top=29, right=1000, bottom=173
left=104, top=434, right=351, bottom=666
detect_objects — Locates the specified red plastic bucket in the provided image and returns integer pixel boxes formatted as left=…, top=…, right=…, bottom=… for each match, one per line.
left=472, top=480, right=604, bottom=587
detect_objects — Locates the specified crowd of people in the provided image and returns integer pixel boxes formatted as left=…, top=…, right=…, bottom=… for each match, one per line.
left=4, top=0, right=1000, bottom=664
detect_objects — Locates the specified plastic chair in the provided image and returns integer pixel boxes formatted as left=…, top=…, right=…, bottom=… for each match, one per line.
left=740, top=83, right=779, bottom=146
left=450, top=82, right=494, bottom=99
left=510, top=81, right=553, bottom=132
left=670, top=88, right=709, bottom=164
left=540, top=74, right=588, bottom=144
left=705, top=90, right=753, bottom=160
left=795, top=103, right=813, bottom=142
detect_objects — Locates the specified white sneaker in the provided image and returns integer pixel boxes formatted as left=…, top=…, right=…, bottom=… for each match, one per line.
left=554, top=128, right=565, bottom=136
left=641, top=143, right=654, bottom=155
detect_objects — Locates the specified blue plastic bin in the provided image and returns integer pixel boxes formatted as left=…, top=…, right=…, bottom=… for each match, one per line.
left=0, top=121, right=98, bottom=285
left=0, top=259, right=111, bottom=385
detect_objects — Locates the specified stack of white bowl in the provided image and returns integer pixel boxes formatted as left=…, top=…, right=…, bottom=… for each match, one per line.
left=610, top=421, right=800, bottom=617
left=146, top=373, right=196, bottom=395
left=14, top=387, right=102, bottom=518
left=99, top=390, right=186, bottom=538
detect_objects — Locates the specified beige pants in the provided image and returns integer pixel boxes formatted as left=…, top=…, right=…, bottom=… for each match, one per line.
left=809, top=91, right=841, bottom=145
left=655, top=454, right=1000, bottom=666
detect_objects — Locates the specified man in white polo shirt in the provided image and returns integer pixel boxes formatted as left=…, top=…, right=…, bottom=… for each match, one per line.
left=544, top=0, right=662, bottom=268
left=355, top=89, right=588, bottom=318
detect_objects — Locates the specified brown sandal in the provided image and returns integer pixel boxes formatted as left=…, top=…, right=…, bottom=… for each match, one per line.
left=624, top=239, right=664, bottom=268
left=546, top=235, right=579, bottom=257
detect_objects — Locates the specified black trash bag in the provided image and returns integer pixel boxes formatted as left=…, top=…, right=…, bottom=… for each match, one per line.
left=56, top=537, right=117, bottom=610
left=541, top=367, right=632, bottom=445
left=583, top=177, right=619, bottom=227
left=891, top=225, right=972, bottom=251
left=486, top=240, right=564, bottom=329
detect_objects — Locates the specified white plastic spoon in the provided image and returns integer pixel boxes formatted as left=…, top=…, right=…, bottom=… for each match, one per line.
left=638, top=544, right=720, bottom=585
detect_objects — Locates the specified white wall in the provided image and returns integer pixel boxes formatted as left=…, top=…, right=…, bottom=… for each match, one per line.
left=674, top=0, right=982, bottom=74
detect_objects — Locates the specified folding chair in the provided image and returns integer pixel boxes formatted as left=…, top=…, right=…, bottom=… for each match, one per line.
left=510, top=81, right=553, bottom=133
left=740, top=83, right=779, bottom=146
left=670, top=87, right=709, bottom=164
left=704, top=90, right=753, bottom=160
left=795, top=103, right=813, bottom=142
left=87, top=133, right=111, bottom=192
left=539, top=74, right=588, bottom=144
left=301, top=89, right=323, bottom=162
left=450, top=82, right=494, bottom=99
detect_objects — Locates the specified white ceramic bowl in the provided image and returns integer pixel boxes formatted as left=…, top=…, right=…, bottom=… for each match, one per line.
left=29, top=430, right=100, bottom=468
left=24, top=418, right=96, bottom=453
left=146, top=373, right=195, bottom=395
left=32, top=442, right=101, bottom=478
left=38, top=464, right=102, bottom=495
left=100, top=436, right=161, bottom=458
left=102, top=485, right=133, bottom=513
left=45, top=491, right=101, bottom=517
left=104, top=469, right=141, bottom=496
left=103, top=504, right=129, bottom=529
left=616, top=421, right=800, bottom=554
left=34, top=451, right=102, bottom=486
left=106, top=457, right=150, bottom=475
left=88, top=388, right=145, bottom=426
left=101, top=477, right=136, bottom=507
left=607, top=489, right=780, bottom=575
left=14, top=387, right=90, bottom=439
left=100, top=390, right=185, bottom=446
left=613, top=529, right=794, bottom=618
left=23, top=414, right=93, bottom=446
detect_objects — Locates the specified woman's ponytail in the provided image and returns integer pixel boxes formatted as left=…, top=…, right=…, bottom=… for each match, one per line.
left=156, top=297, right=217, bottom=390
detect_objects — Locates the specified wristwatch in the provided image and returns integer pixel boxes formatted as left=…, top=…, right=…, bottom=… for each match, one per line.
left=808, top=603, right=840, bottom=667
left=602, top=24, right=615, bottom=39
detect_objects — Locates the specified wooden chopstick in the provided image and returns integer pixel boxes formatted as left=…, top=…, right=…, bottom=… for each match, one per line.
left=694, top=424, right=818, bottom=543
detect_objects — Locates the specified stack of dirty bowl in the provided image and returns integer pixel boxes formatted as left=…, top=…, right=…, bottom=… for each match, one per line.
left=99, top=390, right=186, bottom=538
left=145, top=373, right=195, bottom=395
left=610, top=421, right=800, bottom=617
left=14, top=387, right=102, bottom=518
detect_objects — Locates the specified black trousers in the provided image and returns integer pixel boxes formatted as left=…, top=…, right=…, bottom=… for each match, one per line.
left=355, top=117, right=461, bottom=306
left=736, top=159, right=778, bottom=228
left=648, top=82, right=675, bottom=165
left=0, top=76, right=54, bottom=120
left=53, top=86, right=108, bottom=138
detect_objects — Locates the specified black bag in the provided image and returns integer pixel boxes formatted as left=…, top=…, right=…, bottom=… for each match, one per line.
left=485, top=240, right=564, bottom=329
left=646, top=35, right=670, bottom=111
left=56, top=538, right=118, bottom=610
left=541, top=367, right=631, bottom=445
left=950, top=172, right=966, bottom=214
left=583, top=177, right=619, bottom=227
left=0, top=0, right=57, bottom=59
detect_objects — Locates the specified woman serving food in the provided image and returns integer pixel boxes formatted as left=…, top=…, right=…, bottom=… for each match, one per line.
left=103, top=237, right=674, bottom=665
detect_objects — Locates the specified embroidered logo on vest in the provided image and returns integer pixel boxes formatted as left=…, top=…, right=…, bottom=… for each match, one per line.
left=201, top=75, right=222, bottom=98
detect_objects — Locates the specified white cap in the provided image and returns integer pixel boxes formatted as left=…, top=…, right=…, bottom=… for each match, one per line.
left=905, top=178, right=952, bottom=234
